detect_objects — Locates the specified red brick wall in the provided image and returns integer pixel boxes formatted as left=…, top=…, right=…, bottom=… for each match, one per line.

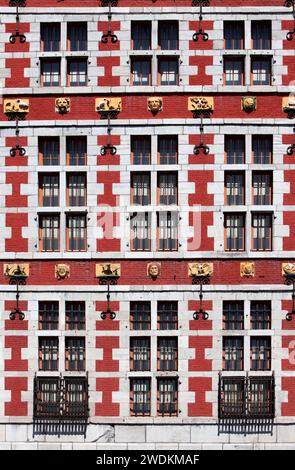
left=188, top=377, right=213, bottom=417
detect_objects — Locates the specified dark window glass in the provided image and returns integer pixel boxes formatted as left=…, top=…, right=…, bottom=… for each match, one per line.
left=39, top=138, right=60, bottom=166
left=67, top=137, right=87, bottom=166
left=130, top=337, right=150, bottom=371
left=67, top=173, right=87, bottom=206
left=223, top=337, right=244, bottom=371
left=131, top=136, right=151, bottom=165
left=131, top=22, right=151, bottom=50
left=252, top=136, right=272, bottom=164
left=224, top=21, right=244, bottom=49
left=158, top=136, right=178, bottom=164
left=130, top=301, right=151, bottom=330
left=130, top=212, right=151, bottom=251
left=250, top=301, right=271, bottom=329
left=223, top=301, right=244, bottom=330
left=41, top=60, right=60, bottom=87
left=65, top=337, right=85, bottom=371
left=225, top=214, right=245, bottom=251
left=131, top=59, right=151, bottom=86
left=225, top=136, right=245, bottom=164
left=131, top=173, right=150, bottom=205
left=68, top=22, right=87, bottom=51
left=159, top=22, right=179, bottom=50
left=157, top=211, right=178, bottom=251
left=252, top=21, right=271, bottom=50
left=130, top=379, right=151, bottom=416
left=157, top=378, right=178, bottom=416
left=159, top=58, right=179, bottom=85
left=224, top=58, right=244, bottom=85
left=251, top=57, right=272, bottom=85
left=39, top=215, right=60, bottom=252
left=252, top=213, right=272, bottom=251
left=39, top=301, right=59, bottom=330
left=225, top=173, right=244, bottom=205
left=66, top=214, right=87, bottom=251
left=157, top=301, right=178, bottom=330
left=41, top=23, right=60, bottom=52
left=66, top=301, right=86, bottom=330
left=39, top=337, right=58, bottom=371
left=251, top=337, right=271, bottom=371
left=67, top=59, right=87, bottom=86
left=157, top=337, right=178, bottom=371
left=220, top=378, right=245, bottom=418
left=39, top=174, right=59, bottom=207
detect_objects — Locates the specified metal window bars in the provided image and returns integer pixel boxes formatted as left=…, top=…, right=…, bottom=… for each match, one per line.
left=192, top=0, right=210, bottom=42
left=218, top=373, right=275, bottom=420
left=9, top=0, right=26, bottom=44
left=100, top=0, right=118, bottom=43
left=284, top=0, right=295, bottom=41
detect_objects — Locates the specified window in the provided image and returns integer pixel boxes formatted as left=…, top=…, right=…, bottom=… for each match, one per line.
left=252, top=172, right=272, bottom=205
left=225, top=172, right=245, bottom=205
left=252, top=213, right=272, bottom=251
left=157, top=338, right=178, bottom=371
left=64, top=378, right=88, bottom=418
left=130, top=338, right=150, bottom=371
left=68, top=22, right=87, bottom=51
left=248, top=377, right=274, bottom=418
left=67, top=173, right=87, bottom=206
left=41, top=23, right=60, bottom=52
left=131, top=136, right=151, bottom=165
left=66, top=137, right=87, bottom=166
left=223, top=337, right=244, bottom=371
left=66, top=301, right=85, bottom=330
left=251, top=57, right=272, bottom=85
left=223, top=301, right=244, bottom=330
left=157, top=301, right=178, bottom=330
left=39, top=174, right=59, bottom=207
left=158, top=21, right=179, bottom=50
left=225, top=136, right=245, bottom=164
left=131, top=58, right=151, bottom=86
left=67, top=59, right=87, bottom=86
left=41, top=59, right=60, bottom=87
left=131, top=22, right=151, bottom=50
left=39, top=137, right=60, bottom=166
left=158, top=136, right=178, bottom=164
left=224, top=214, right=245, bottom=251
left=158, top=173, right=178, bottom=205
left=34, top=378, right=59, bottom=418
left=158, top=58, right=179, bottom=85
left=39, top=301, right=59, bottom=330
left=39, top=215, right=60, bottom=252
left=219, top=378, right=245, bottom=418
left=65, top=337, right=85, bottom=371
left=130, top=301, right=151, bottom=330
left=157, top=211, right=178, bottom=251
left=130, top=379, right=151, bottom=416
left=224, top=21, right=244, bottom=49
left=252, top=136, right=272, bottom=164
left=251, top=301, right=271, bottom=330
left=157, top=378, right=178, bottom=417
left=250, top=337, right=271, bottom=371
left=224, top=57, right=244, bottom=85
left=130, top=212, right=151, bottom=251
left=39, top=337, right=58, bottom=371
left=66, top=214, right=87, bottom=251
left=252, top=21, right=271, bottom=50
left=131, top=173, right=151, bottom=205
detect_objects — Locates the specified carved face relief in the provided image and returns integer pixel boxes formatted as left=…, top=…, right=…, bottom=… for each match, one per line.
left=55, top=264, right=70, bottom=280
left=55, top=98, right=70, bottom=114
left=188, top=263, right=213, bottom=277
left=282, top=263, right=295, bottom=276
left=188, top=97, right=214, bottom=112
left=95, top=98, right=122, bottom=113
left=4, top=99, right=29, bottom=115
left=242, top=97, right=256, bottom=112
left=147, top=97, right=163, bottom=113
left=240, top=262, right=255, bottom=278
left=147, top=263, right=161, bottom=278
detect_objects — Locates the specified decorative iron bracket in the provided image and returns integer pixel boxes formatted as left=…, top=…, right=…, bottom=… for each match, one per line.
left=284, top=274, right=295, bottom=320
left=9, top=0, right=26, bottom=44
left=193, top=109, right=212, bottom=155
left=192, top=274, right=210, bottom=320
left=284, top=0, right=295, bottom=41
left=192, top=0, right=210, bottom=42
left=98, top=274, right=119, bottom=320
left=287, top=126, right=295, bottom=155
left=99, top=111, right=118, bottom=155
left=9, top=117, right=26, bottom=156
left=101, top=0, right=118, bottom=43
left=8, top=265, right=27, bottom=320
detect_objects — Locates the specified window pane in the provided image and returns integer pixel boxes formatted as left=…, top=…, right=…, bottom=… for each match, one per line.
left=251, top=337, right=271, bottom=370
left=225, top=173, right=244, bottom=205
left=67, top=137, right=87, bottom=165
left=66, top=301, right=86, bottom=330
left=157, top=211, right=178, bottom=251
left=67, top=215, right=87, bottom=251
left=68, top=23, right=87, bottom=51
left=253, top=173, right=272, bottom=205
left=252, top=58, right=271, bottom=85
left=159, top=22, right=179, bottom=50
left=130, top=301, right=151, bottom=330
left=131, top=173, right=150, bottom=205
left=131, top=137, right=151, bottom=165
left=65, top=337, right=85, bottom=371
left=225, top=214, right=245, bottom=251
left=157, top=379, right=178, bottom=416
left=130, top=379, right=151, bottom=416
left=158, top=173, right=177, bottom=205
left=39, top=337, right=59, bottom=371
left=224, top=22, right=244, bottom=49
left=68, top=60, right=87, bottom=86
left=158, top=136, right=178, bottom=164
left=225, top=136, right=245, bottom=164
left=157, top=301, right=178, bottom=330
left=252, top=21, right=271, bottom=49
left=67, top=173, right=87, bottom=206
left=223, top=337, right=244, bottom=371
left=39, top=174, right=59, bottom=207
left=130, top=212, right=151, bottom=251
left=131, top=22, right=151, bottom=50
left=223, top=301, right=244, bottom=330
left=39, top=138, right=60, bottom=165
left=224, top=58, right=244, bottom=85
left=220, top=378, right=245, bottom=418
left=39, top=301, right=59, bottom=330
left=130, top=338, right=150, bottom=371
left=252, top=213, right=272, bottom=251
left=42, top=60, right=60, bottom=87
left=251, top=301, right=271, bottom=329
left=159, top=59, right=178, bottom=85
left=40, top=215, right=60, bottom=252
left=157, top=338, right=178, bottom=371
left=132, top=59, right=151, bottom=86
left=41, top=24, right=60, bottom=52
left=252, top=136, right=272, bottom=164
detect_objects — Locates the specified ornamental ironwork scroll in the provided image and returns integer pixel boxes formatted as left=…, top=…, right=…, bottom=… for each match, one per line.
left=192, top=0, right=210, bottom=42
left=9, top=0, right=26, bottom=44
left=100, top=0, right=118, bottom=44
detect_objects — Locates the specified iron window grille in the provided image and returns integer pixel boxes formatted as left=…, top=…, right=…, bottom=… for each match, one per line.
left=223, top=337, right=244, bottom=371
left=34, top=376, right=88, bottom=421
left=130, top=301, right=151, bottom=330
left=157, top=301, right=178, bottom=330
left=157, top=337, right=178, bottom=371
left=65, top=337, right=86, bottom=371
left=39, top=301, right=59, bottom=330
left=250, top=337, right=271, bottom=371
left=157, top=378, right=178, bottom=417
left=250, top=301, right=271, bottom=330
left=39, top=337, right=59, bottom=371
left=223, top=301, right=244, bottom=330
left=130, top=337, right=151, bottom=371
left=65, top=301, right=86, bottom=330
left=219, top=374, right=275, bottom=419
left=130, top=378, right=151, bottom=416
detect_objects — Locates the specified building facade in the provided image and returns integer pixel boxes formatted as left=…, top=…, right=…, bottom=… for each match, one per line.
left=0, top=0, right=295, bottom=450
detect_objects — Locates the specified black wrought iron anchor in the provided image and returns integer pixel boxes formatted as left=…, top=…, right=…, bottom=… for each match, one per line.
left=101, top=0, right=118, bottom=44
left=192, top=0, right=210, bottom=42
left=192, top=274, right=210, bottom=320
left=9, top=0, right=26, bottom=44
